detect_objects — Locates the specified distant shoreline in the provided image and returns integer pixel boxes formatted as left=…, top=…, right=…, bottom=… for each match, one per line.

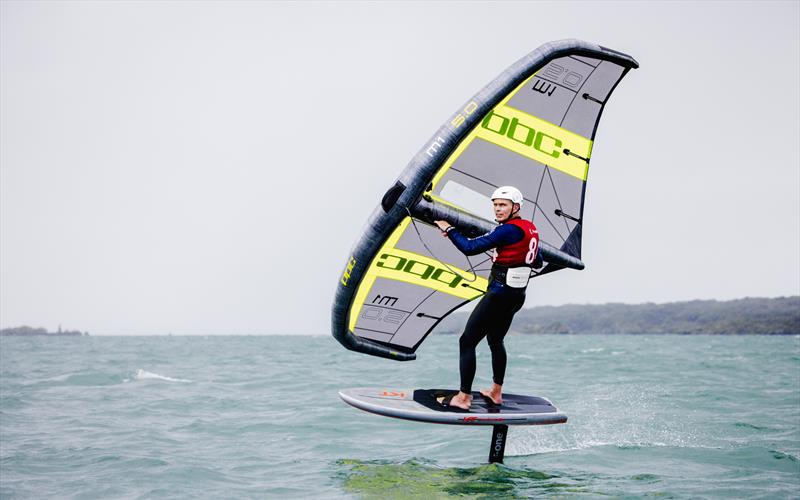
left=436, top=296, right=800, bottom=336
left=0, top=326, right=88, bottom=337
left=2, top=296, right=797, bottom=337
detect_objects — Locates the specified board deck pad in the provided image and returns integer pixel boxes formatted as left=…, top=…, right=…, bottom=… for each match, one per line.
left=339, top=388, right=568, bottom=426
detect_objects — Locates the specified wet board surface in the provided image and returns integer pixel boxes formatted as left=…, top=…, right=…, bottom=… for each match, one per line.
left=339, top=388, right=568, bottom=426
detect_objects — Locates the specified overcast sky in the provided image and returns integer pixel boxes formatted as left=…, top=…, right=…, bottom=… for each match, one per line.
left=1, top=1, right=798, bottom=335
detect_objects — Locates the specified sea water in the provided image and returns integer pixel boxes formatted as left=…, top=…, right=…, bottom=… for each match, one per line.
left=1, top=334, right=798, bottom=499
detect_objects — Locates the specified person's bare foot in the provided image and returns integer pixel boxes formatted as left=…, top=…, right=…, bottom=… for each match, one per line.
left=438, top=391, right=471, bottom=410
left=480, top=383, right=503, bottom=405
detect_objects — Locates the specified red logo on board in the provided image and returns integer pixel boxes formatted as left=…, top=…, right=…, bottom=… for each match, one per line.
left=462, top=416, right=505, bottom=423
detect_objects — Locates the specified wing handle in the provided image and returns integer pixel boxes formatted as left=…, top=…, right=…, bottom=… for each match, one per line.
left=411, top=197, right=585, bottom=271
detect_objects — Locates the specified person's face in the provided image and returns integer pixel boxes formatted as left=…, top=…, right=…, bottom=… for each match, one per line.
left=493, top=199, right=516, bottom=222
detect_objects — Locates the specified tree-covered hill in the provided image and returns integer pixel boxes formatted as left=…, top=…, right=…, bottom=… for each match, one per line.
left=436, top=296, right=799, bottom=335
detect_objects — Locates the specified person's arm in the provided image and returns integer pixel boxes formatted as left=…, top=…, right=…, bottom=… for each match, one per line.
left=445, top=224, right=524, bottom=256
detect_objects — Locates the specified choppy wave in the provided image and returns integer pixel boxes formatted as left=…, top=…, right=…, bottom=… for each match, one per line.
left=22, top=369, right=192, bottom=387
left=30, top=371, right=127, bottom=387
left=132, top=369, right=192, bottom=383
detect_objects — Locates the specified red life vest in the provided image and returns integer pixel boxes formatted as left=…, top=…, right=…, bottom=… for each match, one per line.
left=492, top=218, right=539, bottom=267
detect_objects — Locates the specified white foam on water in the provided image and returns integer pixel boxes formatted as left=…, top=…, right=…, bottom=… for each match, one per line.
left=133, top=369, right=192, bottom=383
left=40, top=373, right=73, bottom=383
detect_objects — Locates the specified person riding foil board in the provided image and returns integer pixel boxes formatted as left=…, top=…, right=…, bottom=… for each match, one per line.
left=434, top=186, right=540, bottom=410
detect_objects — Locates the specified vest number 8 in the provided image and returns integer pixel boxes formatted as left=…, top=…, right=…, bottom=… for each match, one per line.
left=525, top=237, right=538, bottom=265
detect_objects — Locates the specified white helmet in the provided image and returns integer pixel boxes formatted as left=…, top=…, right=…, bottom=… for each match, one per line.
left=491, top=186, right=524, bottom=208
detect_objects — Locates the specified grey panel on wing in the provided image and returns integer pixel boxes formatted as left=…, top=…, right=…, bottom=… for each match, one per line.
left=433, top=138, right=583, bottom=248
left=391, top=290, right=467, bottom=349
left=531, top=164, right=583, bottom=244
left=394, top=220, right=494, bottom=275
left=506, top=56, right=597, bottom=132
left=561, top=61, right=625, bottom=138
left=353, top=278, right=468, bottom=351
left=506, top=56, right=625, bottom=139
left=571, top=55, right=600, bottom=67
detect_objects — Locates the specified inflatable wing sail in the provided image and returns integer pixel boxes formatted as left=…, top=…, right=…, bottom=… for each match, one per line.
left=333, top=40, right=638, bottom=361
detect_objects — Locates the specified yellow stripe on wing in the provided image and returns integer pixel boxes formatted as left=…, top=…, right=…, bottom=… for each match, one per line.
left=431, top=72, right=593, bottom=193
left=348, top=217, right=487, bottom=333
left=475, top=104, right=592, bottom=181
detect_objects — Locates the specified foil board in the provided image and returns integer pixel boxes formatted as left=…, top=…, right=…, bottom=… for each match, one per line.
left=339, top=388, right=568, bottom=426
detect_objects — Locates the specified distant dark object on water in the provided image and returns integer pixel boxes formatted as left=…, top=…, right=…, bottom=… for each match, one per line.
left=0, top=325, right=89, bottom=337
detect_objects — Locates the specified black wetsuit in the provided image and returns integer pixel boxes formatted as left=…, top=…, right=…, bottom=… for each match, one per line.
left=445, top=223, right=530, bottom=394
